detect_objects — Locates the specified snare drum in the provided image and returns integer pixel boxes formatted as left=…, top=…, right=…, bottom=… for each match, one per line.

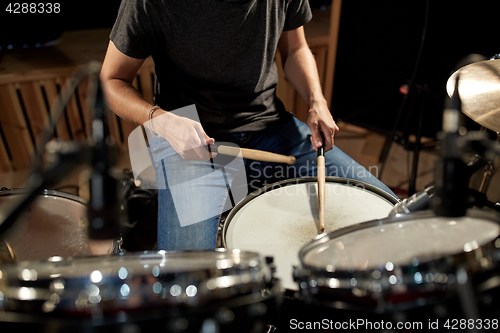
left=0, top=189, right=114, bottom=261
left=222, top=177, right=398, bottom=290
left=0, top=250, right=280, bottom=332
left=294, top=210, right=500, bottom=320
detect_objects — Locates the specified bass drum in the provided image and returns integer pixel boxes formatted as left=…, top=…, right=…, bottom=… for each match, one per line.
left=222, top=177, right=398, bottom=290
left=0, top=189, right=114, bottom=262
left=0, top=250, right=281, bottom=332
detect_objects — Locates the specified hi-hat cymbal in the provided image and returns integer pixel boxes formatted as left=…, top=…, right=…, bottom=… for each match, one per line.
left=447, top=59, right=500, bottom=133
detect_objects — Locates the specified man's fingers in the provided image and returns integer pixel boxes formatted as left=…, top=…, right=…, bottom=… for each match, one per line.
left=311, top=125, right=327, bottom=151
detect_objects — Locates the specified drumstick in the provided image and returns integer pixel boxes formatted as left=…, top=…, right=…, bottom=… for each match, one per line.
left=211, top=145, right=296, bottom=164
left=317, top=144, right=326, bottom=232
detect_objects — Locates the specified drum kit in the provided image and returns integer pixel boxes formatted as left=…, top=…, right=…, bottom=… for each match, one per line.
left=1, top=57, right=500, bottom=332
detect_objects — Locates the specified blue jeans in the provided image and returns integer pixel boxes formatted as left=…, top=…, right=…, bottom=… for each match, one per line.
left=151, top=117, right=396, bottom=251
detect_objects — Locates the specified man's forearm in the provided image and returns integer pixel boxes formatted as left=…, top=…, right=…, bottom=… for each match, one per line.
left=101, top=78, right=157, bottom=125
left=282, top=45, right=327, bottom=108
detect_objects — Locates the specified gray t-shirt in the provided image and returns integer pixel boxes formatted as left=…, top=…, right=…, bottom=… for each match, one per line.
left=110, top=0, right=312, bottom=136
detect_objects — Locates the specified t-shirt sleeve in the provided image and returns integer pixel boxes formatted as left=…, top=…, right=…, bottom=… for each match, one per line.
left=283, top=0, right=313, bottom=31
left=109, top=0, right=163, bottom=59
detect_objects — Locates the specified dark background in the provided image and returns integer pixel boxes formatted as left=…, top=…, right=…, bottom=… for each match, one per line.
left=1, top=0, right=499, bottom=139
left=331, top=1, right=500, bottom=138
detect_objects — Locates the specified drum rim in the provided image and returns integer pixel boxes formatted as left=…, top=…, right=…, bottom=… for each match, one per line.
left=0, top=250, right=276, bottom=312
left=221, top=176, right=399, bottom=248
left=294, top=209, right=500, bottom=309
left=0, top=188, right=85, bottom=205
left=298, top=208, right=500, bottom=268
left=1, top=248, right=265, bottom=270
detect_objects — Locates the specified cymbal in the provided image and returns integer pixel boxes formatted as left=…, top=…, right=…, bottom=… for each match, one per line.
left=447, top=59, right=500, bottom=133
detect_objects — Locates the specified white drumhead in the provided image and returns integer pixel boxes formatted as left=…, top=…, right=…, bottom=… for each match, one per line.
left=302, top=216, right=500, bottom=271
left=224, top=180, right=395, bottom=290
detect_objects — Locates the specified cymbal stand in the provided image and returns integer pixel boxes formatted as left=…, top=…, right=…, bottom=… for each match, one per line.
left=476, top=132, right=499, bottom=195
left=379, top=84, right=435, bottom=196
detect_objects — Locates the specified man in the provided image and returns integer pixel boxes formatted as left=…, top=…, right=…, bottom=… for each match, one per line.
left=100, top=0, right=395, bottom=251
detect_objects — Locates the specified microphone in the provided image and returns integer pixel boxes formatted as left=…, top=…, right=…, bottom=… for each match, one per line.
left=389, top=185, right=434, bottom=215
left=433, top=74, right=468, bottom=217
left=87, top=78, right=120, bottom=240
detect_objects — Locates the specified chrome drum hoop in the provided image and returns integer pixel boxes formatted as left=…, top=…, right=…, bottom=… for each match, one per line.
left=294, top=209, right=500, bottom=312
left=222, top=176, right=399, bottom=248
left=0, top=250, right=281, bottom=329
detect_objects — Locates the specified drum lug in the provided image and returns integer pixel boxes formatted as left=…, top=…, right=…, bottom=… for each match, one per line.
left=265, top=256, right=276, bottom=276
left=292, top=266, right=299, bottom=282
left=114, top=236, right=125, bottom=254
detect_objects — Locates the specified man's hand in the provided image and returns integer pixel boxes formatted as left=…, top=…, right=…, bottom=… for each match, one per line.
left=307, top=100, right=339, bottom=152
left=152, top=111, right=215, bottom=160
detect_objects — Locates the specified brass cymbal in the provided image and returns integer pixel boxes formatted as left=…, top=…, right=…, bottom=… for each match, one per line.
left=447, top=59, right=500, bottom=133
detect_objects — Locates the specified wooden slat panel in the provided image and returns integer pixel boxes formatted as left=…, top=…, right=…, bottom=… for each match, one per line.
left=107, top=113, right=122, bottom=154
left=311, top=46, right=327, bottom=90
left=324, top=0, right=342, bottom=108
left=78, top=76, right=92, bottom=139
left=17, top=81, right=50, bottom=148
left=294, top=94, right=310, bottom=124
left=0, top=67, right=75, bottom=85
left=65, top=91, right=86, bottom=141
left=119, top=118, right=138, bottom=153
left=41, top=78, right=71, bottom=141
left=0, top=84, right=34, bottom=169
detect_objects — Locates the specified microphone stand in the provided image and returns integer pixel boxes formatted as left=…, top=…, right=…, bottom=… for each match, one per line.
left=0, top=62, right=120, bottom=242
left=87, top=77, right=120, bottom=240
left=0, top=142, right=90, bottom=237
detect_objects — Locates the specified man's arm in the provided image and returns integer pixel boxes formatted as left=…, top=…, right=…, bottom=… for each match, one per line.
left=277, top=27, right=339, bottom=152
left=100, top=41, right=158, bottom=125
left=100, top=41, right=214, bottom=160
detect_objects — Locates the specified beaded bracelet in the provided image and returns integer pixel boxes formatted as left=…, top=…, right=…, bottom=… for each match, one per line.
left=148, top=105, right=161, bottom=137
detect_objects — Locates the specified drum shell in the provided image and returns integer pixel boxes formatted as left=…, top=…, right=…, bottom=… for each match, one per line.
left=0, top=189, right=114, bottom=261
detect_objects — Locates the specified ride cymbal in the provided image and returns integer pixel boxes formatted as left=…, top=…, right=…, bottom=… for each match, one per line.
left=447, top=59, right=500, bottom=133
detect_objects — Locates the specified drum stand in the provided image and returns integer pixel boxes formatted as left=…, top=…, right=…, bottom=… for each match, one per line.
left=379, top=83, right=437, bottom=196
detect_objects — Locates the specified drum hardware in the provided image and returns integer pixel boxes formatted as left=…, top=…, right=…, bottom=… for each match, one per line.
left=378, top=0, right=431, bottom=196
left=434, top=72, right=469, bottom=218
left=477, top=161, right=496, bottom=195
left=456, top=268, right=481, bottom=326
left=118, top=169, right=158, bottom=252
left=389, top=186, right=500, bottom=216
left=0, top=239, right=16, bottom=265
left=389, top=184, right=435, bottom=215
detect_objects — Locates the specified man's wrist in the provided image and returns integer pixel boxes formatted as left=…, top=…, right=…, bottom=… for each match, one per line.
left=308, top=96, right=328, bottom=110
